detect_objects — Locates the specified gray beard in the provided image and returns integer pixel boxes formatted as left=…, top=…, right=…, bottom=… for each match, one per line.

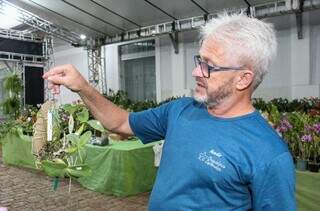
left=192, top=78, right=234, bottom=108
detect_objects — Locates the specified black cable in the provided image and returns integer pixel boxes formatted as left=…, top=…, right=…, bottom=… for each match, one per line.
left=143, top=0, right=177, bottom=20
left=61, top=0, right=125, bottom=31
left=89, top=0, right=141, bottom=27
left=27, top=0, right=108, bottom=36
left=190, top=0, right=209, bottom=14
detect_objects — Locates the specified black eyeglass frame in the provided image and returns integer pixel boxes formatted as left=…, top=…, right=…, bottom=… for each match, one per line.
left=194, top=55, right=245, bottom=78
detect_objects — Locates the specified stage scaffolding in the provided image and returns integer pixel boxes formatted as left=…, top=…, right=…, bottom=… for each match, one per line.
left=0, top=28, right=53, bottom=104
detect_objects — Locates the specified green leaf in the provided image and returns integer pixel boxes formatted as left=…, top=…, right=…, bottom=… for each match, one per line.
left=66, top=146, right=78, bottom=154
left=66, top=165, right=92, bottom=178
left=87, top=120, right=105, bottom=132
left=79, top=131, right=92, bottom=147
left=41, top=160, right=67, bottom=178
left=68, top=114, right=74, bottom=134
left=52, top=158, right=67, bottom=165
left=76, top=108, right=89, bottom=123
left=63, top=104, right=78, bottom=115
left=75, top=123, right=85, bottom=135
left=66, top=133, right=80, bottom=145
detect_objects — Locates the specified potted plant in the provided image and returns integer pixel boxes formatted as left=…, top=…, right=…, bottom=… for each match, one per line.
left=278, top=112, right=311, bottom=171
left=308, top=123, right=320, bottom=172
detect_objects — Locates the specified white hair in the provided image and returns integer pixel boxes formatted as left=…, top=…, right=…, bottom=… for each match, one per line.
left=200, top=12, right=277, bottom=90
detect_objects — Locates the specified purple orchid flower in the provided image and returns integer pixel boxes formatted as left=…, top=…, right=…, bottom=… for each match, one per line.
left=301, top=134, right=312, bottom=142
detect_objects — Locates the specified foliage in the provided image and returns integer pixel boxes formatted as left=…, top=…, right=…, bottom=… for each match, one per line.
left=104, top=89, right=181, bottom=112
left=3, top=73, right=23, bottom=94
left=253, top=97, right=320, bottom=114
left=0, top=119, right=15, bottom=140
left=263, top=105, right=320, bottom=162
left=37, top=101, right=107, bottom=178
left=16, top=105, right=38, bottom=136
left=0, top=105, right=38, bottom=141
left=0, top=73, right=23, bottom=119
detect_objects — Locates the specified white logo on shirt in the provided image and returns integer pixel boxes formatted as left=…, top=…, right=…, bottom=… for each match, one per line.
left=209, top=149, right=222, bottom=157
left=198, top=149, right=225, bottom=172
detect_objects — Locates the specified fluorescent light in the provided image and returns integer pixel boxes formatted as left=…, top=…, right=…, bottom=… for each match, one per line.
left=0, top=5, right=21, bottom=29
left=80, top=34, right=87, bottom=40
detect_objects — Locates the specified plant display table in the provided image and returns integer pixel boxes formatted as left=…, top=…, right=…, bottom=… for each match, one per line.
left=1, top=130, right=158, bottom=196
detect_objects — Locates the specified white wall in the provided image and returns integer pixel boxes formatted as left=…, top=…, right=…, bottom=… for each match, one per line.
left=155, top=12, right=320, bottom=100
left=54, top=12, right=320, bottom=102
left=255, top=13, right=320, bottom=100
left=52, top=45, right=88, bottom=104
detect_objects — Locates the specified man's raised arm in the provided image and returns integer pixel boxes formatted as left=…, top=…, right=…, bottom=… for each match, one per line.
left=43, top=64, right=134, bottom=136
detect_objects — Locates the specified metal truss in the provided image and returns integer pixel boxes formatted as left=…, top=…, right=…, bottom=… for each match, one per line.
left=1, top=0, right=105, bottom=93
left=0, top=33, right=54, bottom=104
left=0, top=28, right=42, bottom=42
left=0, top=51, right=44, bottom=63
left=0, top=32, right=52, bottom=64
left=87, top=47, right=106, bottom=94
left=0, top=0, right=81, bottom=45
left=104, top=0, right=320, bottom=44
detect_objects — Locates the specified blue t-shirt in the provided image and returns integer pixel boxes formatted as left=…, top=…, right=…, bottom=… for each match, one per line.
left=129, top=97, right=296, bottom=211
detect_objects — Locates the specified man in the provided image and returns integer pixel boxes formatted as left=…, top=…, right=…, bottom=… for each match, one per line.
left=44, top=13, right=296, bottom=210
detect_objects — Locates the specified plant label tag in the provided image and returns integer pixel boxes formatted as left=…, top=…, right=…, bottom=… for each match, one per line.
left=47, top=111, right=53, bottom=142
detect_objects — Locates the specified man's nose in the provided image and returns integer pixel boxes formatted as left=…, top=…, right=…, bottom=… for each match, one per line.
left=192, top=65, right=202, bottom=77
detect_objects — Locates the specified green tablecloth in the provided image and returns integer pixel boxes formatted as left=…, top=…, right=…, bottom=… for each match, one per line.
left=1, top=131, right=320, bottom=209
left=1, top=130, right=36, bottom=169
left=77, top=140, right=157, bottom=196
left=1, top=130, right=157, bottom=196
left=296, top=171, right=320, bottom=211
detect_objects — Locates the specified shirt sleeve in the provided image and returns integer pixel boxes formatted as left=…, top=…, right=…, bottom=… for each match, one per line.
left=251, top=152, right=296, bottom=211
left=129, top=102, right=172, bottom=144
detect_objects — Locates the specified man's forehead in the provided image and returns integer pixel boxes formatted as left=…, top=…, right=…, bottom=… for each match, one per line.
left=199, top=38, right=226, bottom=58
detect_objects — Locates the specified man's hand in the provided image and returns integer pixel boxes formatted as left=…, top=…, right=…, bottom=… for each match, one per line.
left=43, top=64, right=89, bottom=95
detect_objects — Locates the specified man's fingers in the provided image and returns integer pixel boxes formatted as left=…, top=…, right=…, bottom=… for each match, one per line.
left=43, top=64, right=70, bottom=79
left=47, top=74, right=65, bottom=85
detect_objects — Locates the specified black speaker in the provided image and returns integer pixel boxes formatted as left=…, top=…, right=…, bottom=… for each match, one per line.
left=24, top=66, right=44, bottom=107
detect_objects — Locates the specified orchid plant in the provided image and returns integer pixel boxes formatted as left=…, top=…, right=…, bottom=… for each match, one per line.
left=39, top=102, right=106, bottom=179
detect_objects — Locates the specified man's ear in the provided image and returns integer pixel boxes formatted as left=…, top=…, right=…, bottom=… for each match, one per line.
left=235, top=70, right=254, bottom=91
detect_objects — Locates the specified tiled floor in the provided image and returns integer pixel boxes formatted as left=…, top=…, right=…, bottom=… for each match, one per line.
left=0, top=145, right=150, bottom=211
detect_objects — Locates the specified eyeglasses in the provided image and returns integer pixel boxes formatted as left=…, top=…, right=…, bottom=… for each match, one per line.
left=194, top=55, right=245, bottom=78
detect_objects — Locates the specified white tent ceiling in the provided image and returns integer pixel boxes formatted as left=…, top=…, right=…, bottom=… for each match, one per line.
left=3, top=0, right=320, bottom=46
left=7, top=0, right=277, bottom=38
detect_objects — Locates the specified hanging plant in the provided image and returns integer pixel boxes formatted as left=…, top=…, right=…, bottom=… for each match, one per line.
left=33, top=101, right=107, bottom=181
left=1, top=73, right=23, bottom=119
left=3, top=73, right=23, bottom=94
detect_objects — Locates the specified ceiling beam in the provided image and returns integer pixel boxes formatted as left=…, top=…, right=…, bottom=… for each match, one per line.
left=296, top=0, right=305, bottom=39
left=189, top=0, right=209, bottom=14
left=89, top=0, right=141, bottom=28
left=243, top=0, right=251, bottom=16
left=143, top=0, right=177, bottom=20
left=61, top=0, right=125, bottom=31
left=28, top=0, right=107, bottom=36
left=243, top=0, right=251, bottom=7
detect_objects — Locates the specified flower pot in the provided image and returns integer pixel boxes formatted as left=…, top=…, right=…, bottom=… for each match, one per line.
left=308, top=163, right=319, bottom=173
left=296, top=159, right=308, bottom=171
